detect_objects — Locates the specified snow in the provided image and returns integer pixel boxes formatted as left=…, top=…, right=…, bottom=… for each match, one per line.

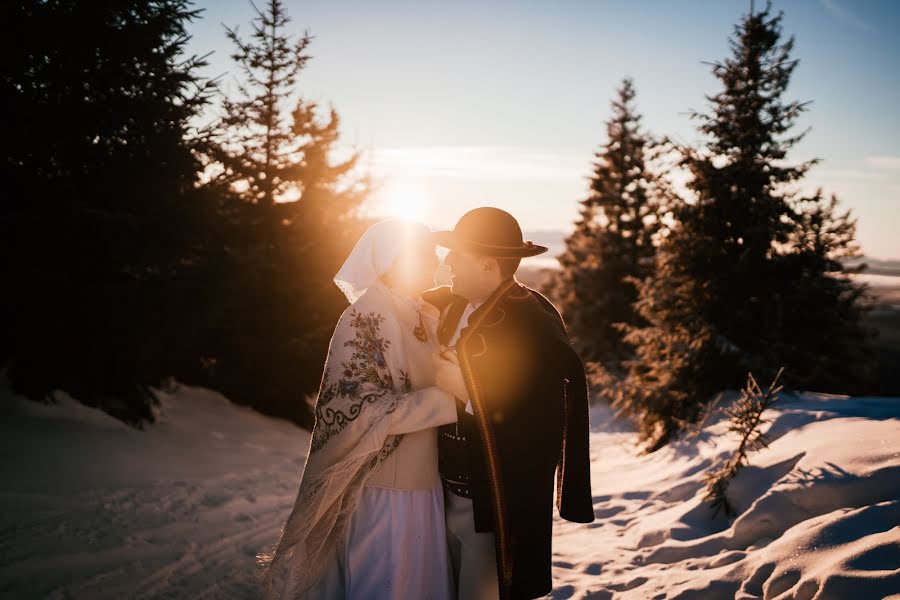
left=551, top=392, right=900, bottom=599
left=1, top=376, right=898, bottom=599
left=0, top=380, right=310, bottom=599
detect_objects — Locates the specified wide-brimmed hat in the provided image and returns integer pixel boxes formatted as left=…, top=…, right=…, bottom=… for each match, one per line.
left=433, top=207, right=548, bottom=258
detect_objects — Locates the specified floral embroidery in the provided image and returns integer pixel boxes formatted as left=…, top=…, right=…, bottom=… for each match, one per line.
left=378, top=373, right=413, bottom=460
left=311, top=309, right=410, bottom=452
left=379, top=434, right=405, bottom=459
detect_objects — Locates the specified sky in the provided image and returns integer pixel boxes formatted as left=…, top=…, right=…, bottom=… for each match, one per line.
left=186, top=0, right=900, bottom=259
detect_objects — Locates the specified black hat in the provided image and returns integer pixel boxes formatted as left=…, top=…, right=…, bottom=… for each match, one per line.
left=433, top=207, right=548, bottom=258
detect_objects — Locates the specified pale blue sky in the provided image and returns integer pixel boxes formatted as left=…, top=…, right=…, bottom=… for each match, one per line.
left=187, top=0, right=900, bottom=259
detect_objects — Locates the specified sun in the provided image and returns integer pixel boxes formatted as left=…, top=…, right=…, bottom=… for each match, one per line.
left=382, top=179, right=428, bottom=222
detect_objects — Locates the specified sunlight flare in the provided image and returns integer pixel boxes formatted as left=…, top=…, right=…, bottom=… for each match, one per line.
left=382, top=179, right=429, bottom=222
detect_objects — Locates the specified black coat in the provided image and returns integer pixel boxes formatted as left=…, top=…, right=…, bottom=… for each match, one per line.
left=423, top=278, right=594, bottom=599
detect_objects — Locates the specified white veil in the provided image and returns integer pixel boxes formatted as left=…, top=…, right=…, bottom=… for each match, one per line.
left=334, top=219, right=433, bottom=304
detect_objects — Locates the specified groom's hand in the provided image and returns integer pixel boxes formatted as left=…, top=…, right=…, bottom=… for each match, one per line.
left=432, top=350, right=469, bottom=402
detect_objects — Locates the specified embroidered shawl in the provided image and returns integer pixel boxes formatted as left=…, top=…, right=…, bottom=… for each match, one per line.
left=257, top=283, right=434, bottom=599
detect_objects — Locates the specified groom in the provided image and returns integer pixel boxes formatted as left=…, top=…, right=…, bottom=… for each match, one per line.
left=423, top=207, right=595, bottom=600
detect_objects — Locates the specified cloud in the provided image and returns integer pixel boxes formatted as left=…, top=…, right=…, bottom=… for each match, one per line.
left=820, top=0, right=874, bottom=32
left=366, top=145, right=591, bottom=182
left=808, top=162, right=900, bottom=194
left=865, top=156, right=900, bottom=171
left=815, top=168, right=891, bottom=182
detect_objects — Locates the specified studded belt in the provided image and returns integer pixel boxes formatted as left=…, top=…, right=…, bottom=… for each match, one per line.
left=438, top=419, right=472, bottom=498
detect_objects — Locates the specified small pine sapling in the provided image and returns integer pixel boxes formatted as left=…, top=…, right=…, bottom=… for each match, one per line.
left=702, top=367, right=785, bottom=517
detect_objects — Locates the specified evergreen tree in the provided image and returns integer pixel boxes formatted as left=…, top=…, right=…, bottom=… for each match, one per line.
left=774, top=192, right=874, bottom=391
left=211, top=0, right=311, bottom=206
left=198, top=0, right=367, bottom=427
left=614, top=3, right=875, bottom=450
left=0, top=0, right=215, bottom=425
left=547, top=78, right=663, bottom=365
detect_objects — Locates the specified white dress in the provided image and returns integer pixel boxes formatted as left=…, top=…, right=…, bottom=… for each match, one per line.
left=308, top=281, right=457, bottom=600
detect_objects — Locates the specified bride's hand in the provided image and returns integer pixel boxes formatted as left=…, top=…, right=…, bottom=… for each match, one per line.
left=432, top=350, right=469, bottom=401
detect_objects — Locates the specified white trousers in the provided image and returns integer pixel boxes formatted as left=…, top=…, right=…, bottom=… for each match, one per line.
left=444, top=490, right=500, bottom=600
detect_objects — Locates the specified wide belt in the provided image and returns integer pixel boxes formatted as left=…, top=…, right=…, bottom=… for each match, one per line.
left=438, top=403, right=475, bottom=498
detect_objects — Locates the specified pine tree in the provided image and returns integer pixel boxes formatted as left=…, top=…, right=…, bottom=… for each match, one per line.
left=1, top=0, right=215, bottom=425
left=198, top=0, right=368, bottom=426
left=547, top=78, right=664, bottom=367
left=774, top=192, right=875, bottom=392
left=615, top=3, right=875, bottom=450
left=212, top=0, right=312, bottom=206
left=208, top=0, right=357, bottom=211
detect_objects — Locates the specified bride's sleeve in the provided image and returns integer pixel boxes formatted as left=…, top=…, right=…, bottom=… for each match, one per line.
left=385, top=385, right=457, bottom=435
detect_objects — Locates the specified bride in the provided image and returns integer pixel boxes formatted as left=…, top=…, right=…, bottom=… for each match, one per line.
left=258, top=219, right=460, bottom=599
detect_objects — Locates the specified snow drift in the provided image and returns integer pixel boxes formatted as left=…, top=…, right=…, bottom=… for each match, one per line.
left=552, top=392, right=900, bottom=599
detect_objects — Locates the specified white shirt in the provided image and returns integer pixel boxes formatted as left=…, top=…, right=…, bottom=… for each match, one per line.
left=448, top=302, right=481, bottom=415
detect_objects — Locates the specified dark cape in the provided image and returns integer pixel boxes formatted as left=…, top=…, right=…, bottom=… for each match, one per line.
left=423, top=277, right=594, bottom=599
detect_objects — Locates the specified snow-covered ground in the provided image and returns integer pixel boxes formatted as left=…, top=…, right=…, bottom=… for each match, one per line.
left=0, top=381, right=310, bottom=599
left=553, top=393, right=900, bottom=599
left=1, top=378, right=898, bottom=599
